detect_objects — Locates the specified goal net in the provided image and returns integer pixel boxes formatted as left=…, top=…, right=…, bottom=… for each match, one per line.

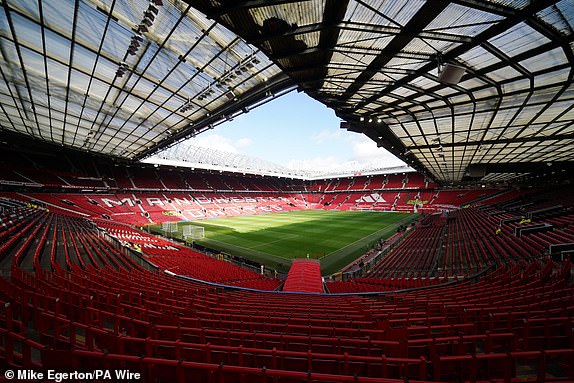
left=162, top=222, right=179, bottom=235
left=183, top=225, right=205, bottom=240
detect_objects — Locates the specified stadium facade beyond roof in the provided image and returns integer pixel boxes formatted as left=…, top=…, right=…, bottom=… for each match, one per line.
left=0, top=0, right=572, bottom=183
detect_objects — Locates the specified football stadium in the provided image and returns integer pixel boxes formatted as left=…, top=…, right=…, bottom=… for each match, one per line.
left=1, top=0, right=574, bottom=382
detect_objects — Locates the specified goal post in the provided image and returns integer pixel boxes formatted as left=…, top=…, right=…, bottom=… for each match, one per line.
left=183, top=225, right=205, bottom=240
left=162, top=221, right=179, bottom=237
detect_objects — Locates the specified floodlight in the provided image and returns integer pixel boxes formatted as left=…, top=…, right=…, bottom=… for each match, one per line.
left=147, top=4, right=158, bottom=14
left=144, top=10, right=155, bottom=21
left=141, top=16, right=153, bottom=27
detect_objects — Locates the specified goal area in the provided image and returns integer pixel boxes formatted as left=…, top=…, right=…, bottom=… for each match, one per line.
left=183, top=225, right=205, bottom=240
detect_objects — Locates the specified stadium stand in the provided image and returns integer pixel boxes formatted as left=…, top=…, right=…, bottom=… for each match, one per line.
left=2, top=153, right=574, bottom=382
left=1, top=0, right=574, bottom=380
left=1, top=198, right=574, bottom=382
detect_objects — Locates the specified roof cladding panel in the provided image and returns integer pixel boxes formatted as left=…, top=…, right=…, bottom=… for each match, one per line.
left=403, top=38, right=462, bottom=57
left=424, top=3, right=503, bottom=36
left=459, top=46, right=501, bottom=70
left=538, top=0, right=574, bottom=35
left=250, top=1, right=325, bottom=29
left=521, top=47, right=568, bottom=73
left=489, top=23, right=551, bottom=56
left=337, top=30, right=395, bottom=53
left=343, top=0, right=424, bottom=29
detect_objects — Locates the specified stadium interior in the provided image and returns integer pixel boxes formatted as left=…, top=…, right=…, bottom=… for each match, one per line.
left=1, top=0, right=574, bottom=382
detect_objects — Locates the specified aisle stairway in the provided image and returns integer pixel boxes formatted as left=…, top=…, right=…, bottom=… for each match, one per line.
left=282, top=259, right=324, bottom=293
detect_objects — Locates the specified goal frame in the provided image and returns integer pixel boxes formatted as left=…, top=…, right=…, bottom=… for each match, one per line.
left=183, top=225, right=205, bottom=240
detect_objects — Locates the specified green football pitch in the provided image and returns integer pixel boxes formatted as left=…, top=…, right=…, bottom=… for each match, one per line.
left=152, top=210, right=417, bottom=275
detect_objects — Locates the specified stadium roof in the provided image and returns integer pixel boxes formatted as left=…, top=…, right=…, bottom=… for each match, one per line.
left=0, top=0, right=573, bottom=183
left=0, top=0, right=293, bottom=158
left=144, top=140, right=413, bottom=179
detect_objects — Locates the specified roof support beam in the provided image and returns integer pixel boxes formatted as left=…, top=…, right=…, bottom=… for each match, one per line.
left=450, top=0, right=517, bottom=17
left=338, top=1, right=451, bottom=104
left=286, top=0, right=350, bottom=92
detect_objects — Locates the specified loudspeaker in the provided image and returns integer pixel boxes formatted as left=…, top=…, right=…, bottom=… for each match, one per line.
left=467, top=165, right=486, bottom=178
left=438, top=63, right=465, bottom=85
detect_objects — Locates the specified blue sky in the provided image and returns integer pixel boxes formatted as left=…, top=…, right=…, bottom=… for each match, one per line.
left=191, top=91, right=406, bottom=171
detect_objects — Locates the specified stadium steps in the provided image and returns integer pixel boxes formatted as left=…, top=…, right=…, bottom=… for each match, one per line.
left=282, top=259, right=324, bottom=293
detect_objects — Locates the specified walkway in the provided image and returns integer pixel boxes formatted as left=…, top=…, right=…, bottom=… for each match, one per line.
left=282, top=259, right=324, bottom=293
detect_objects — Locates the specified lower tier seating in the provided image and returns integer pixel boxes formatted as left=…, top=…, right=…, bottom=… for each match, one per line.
left=1, top=257, right=573, bottom=382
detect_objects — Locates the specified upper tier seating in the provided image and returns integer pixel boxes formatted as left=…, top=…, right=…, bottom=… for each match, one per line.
left=404, top=173, right=426, bottom=188
left=2, top=192, right=306, bottom=224
left=130, top=168, right=165, bottom=189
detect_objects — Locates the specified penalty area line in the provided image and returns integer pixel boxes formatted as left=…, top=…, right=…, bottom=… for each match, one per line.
left=199, top=238, right=290, bottom=264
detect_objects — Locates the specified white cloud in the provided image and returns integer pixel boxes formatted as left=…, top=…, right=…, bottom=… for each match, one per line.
left=192, top=134, right=252, bottom=154
left=236, top=138, right=253, bottom=148
left=312, top=129, right=342, bottom=144
left=349, top=135, right=406, bottom=167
